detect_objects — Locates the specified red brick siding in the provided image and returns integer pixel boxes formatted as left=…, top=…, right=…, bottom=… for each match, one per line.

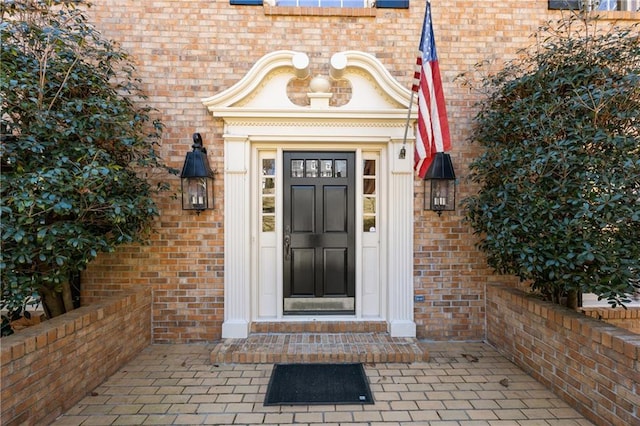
left=79, top=0, right=639, bottom=342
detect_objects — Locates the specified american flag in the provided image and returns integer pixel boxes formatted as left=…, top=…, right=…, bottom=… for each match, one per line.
left=413, top=1, right=451, bottom=179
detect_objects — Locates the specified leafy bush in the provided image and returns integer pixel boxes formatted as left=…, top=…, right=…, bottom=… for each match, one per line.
left=463, top=15, right=640, bottom=307
left=1, top=0, right=174, bottom=325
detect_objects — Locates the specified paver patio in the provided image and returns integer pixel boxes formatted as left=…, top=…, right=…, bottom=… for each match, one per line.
left=51, top=342, right=594, bottom=425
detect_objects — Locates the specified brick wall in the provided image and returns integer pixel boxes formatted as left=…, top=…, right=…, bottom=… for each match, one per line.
left=0, top=288, right=151, bottom=426
left=581, top=307, right=640, bottom=334
left=487, top=284, right=640, bottom=426
left=79, top=0, right=639, bottom=342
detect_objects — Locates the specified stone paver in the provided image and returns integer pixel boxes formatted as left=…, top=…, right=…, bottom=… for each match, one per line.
left=51, top=343, right=594, bottom=425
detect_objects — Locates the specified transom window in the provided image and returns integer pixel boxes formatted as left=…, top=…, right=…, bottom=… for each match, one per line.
left=290, top=159, right=348, bottom=178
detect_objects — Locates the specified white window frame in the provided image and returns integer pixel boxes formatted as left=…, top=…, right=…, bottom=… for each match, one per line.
left=265, top=0, right=375, bottom=7
left=596, top=0, right=640, bottom=11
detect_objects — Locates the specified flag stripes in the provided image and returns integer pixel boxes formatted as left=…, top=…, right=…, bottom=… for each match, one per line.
left=413, top=2, right=451, bottom=179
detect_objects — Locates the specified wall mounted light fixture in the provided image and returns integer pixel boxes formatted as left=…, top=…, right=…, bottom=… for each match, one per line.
left=180, top=133, right=214, bottom=214
left=424, top=152, right=456, bottom=215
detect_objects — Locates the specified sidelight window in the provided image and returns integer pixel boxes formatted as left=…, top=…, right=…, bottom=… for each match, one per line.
left=362, top=158, right=377, bottom=233
left=261, top=157, right=276, bottom=232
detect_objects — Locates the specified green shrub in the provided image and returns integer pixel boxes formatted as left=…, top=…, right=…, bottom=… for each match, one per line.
left=463, top=15, right=640, bottom=307
left=1, top=0, right=175, bottom=326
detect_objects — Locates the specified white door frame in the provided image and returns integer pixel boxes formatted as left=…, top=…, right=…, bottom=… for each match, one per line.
left=203, top=51, right=417, bottom=338
left=252, top=144, right=382, bottom=323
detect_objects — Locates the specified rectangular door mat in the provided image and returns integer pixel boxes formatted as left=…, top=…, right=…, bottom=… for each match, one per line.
left=264, top=363, right=374, bottom=405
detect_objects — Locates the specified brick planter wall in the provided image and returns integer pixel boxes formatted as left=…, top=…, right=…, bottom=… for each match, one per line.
left=0, top=287, right=152, bottom=426
left=581, top=307, right=640, bottom=335
left=487, top=284, right=640, bottom=426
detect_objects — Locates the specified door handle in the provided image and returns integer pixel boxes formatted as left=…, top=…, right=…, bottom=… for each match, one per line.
left=284, top=226, right=291, bottom=260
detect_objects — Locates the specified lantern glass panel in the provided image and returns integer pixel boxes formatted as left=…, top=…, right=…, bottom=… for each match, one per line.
left=182, top=177, right=213, bottom=210
left=424, top=179, right=455, bottom=211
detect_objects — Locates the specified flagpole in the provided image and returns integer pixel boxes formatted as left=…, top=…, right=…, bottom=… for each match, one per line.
left=400, top=89, right=415, bottom=160
left=401, top=0, right=429, bottom=160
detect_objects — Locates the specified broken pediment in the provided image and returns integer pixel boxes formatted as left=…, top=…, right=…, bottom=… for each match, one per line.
left=201, top=50, right=413, bottom=113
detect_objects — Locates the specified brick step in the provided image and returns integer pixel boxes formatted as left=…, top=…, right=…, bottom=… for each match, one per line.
left=249, top=320, right=388, bottom=334
left=211, top=332, right=429, bottom=364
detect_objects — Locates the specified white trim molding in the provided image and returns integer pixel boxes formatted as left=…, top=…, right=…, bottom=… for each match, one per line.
left=203, top=50, right=417, bottom=338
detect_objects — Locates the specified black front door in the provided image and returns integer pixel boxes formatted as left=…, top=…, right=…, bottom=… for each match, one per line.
left=283, top=152, right=355, bottom=314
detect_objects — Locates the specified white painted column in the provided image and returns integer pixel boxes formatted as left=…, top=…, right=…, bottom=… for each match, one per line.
left=387, top=139, right=416, bottom=337
left=221, top=135, right=251, bottom=338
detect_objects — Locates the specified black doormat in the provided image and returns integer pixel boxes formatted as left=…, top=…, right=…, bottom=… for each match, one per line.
left=264, top=363, right=374, bottom=405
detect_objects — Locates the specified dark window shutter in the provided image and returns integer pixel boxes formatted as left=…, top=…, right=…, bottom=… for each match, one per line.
left=377, top=0, right=410, bottom=8
left=231, top=0, right=263, bottom=5
left=548, top=0, right=580, bottom=9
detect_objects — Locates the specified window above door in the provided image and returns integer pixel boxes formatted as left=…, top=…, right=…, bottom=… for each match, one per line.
left=230, top=0, right=409, bottom=8
left=271, top=0, right=372, bottom=6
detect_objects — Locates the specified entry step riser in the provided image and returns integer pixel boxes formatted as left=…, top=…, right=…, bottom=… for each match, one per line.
left=211, top=331, right=429, bottom=364
left=250, top=321, right=388, bottom=334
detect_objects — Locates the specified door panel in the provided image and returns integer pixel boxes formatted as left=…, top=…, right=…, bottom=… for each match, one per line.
left=283, top=151, right=355, bottom=314
left=291, top=249, right=315, bottom=295
left=291, top=186, right=315, bottom=232
left=323, top=186, right=347, bottom=232
left=323, top=248, right=347, bottom=295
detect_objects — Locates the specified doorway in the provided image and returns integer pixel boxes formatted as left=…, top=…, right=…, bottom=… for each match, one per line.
left=206, top=50, right=418, bottom=338
left=283, top=152, right=356, bottom=314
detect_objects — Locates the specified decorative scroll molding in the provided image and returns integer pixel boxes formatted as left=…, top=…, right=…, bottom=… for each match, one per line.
left=202, top=50, right=307, bottom=109
left=202, top=50, right=415, bottom=118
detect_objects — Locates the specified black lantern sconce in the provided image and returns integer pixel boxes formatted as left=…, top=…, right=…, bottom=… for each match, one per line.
left=424, top=152, right=456, bottom=215
left=180, top=133, right=214, bottom=214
